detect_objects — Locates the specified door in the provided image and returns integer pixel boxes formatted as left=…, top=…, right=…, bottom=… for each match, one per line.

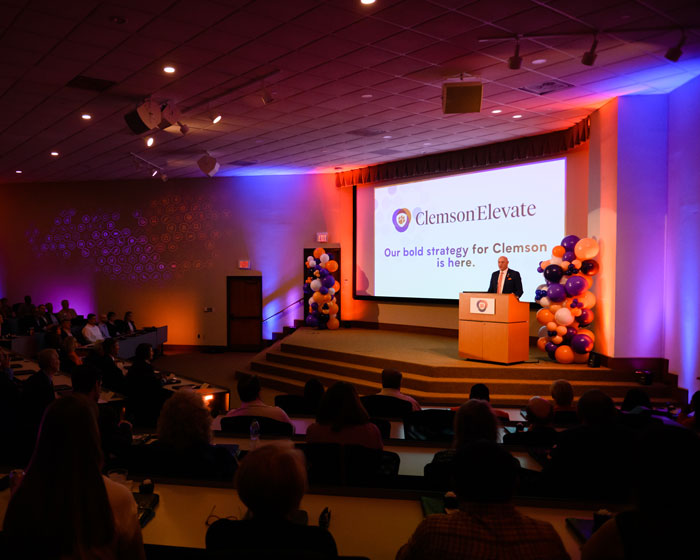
left=227, top=276, right=262, bottom=350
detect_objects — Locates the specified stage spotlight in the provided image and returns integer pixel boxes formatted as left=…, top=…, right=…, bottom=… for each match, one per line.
left=197, top=154, right=220, bottom=177
left=665, top=32, right=686, bottom=62
left=508, top=39, right=522, bottom=70
left=124, top=100, right=161, bottom=134
left=212, top=114, right=222, bottom=124
left=151, top=169, right=158, bottom=177
left=260, top=88, right=274, bottom=105
left=146, top=136, right=154, bottom=147
left=178, top=122, right=190, bottom=135
left=582, top=36, right=599, bottom=66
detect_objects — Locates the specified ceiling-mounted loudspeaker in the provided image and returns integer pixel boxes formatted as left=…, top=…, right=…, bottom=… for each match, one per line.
left=197, top=154, right=220, bottom=177
left=124, top=100, right=161, bottom=134
left=158, top=103, right=182, bottom=129
left=442, top=83, right=483, bottom=114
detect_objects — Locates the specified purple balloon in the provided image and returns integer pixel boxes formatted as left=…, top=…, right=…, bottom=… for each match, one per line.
left=577, top=309, right=594, bottom=326
left=563, top=251, right=576, bottom=263
left=561, top=235, right=580, bottom=252
left=319, top=286, right=328, bottom=295
left=545, top=342, right=558, bottom=354
left=547, top=283, right=567, bottom=302
left=581, top=259, right=600, bottom=276
left=544, top=264, right=564, bottom=283
left=563, top=326, right=578, bottom=342
left=322, top=275, right=335, bottom=288
left=305, top=314, right=318, bottom=327
left=565, top=276, right=587, bottom=297
left=571, top=334, right=594, bottom=353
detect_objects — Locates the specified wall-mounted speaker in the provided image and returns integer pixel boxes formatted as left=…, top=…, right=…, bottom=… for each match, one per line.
left=442, top=82, right=483, bottom=114
left=124, top=100, right=161, bottom=134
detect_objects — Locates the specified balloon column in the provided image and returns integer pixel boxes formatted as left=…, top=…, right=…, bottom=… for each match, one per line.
left=304, top=248, right=340, bottom=330
left=534, top=235, right=600, bottom=364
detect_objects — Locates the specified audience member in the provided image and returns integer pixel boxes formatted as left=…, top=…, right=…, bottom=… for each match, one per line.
left=98, top=313, right=112, bottom=339
left=376, top=368, right=420, bottom=411
left=621, top=387, right=651, bottom=413
left=0, top=348, right=21, bottom=464
left=82, top=313, right=105, bottom=343
left=71, top=365, right=133, bottom=464
left=137, top=389, right=237, bottom=479
left=398, top=440, right=570, bottom=560
left=17, top=295, right=35, bottom=318
left=57, top=298, right=77, bottom=321
left=503, top=396, right=558, bottom=447
left=59, top=318, right=74, bottom=341
left=44, top=302, right=60, bottom=325
left=424, top=399, right=499, bottom=487
left=467, top=383, right=509, bottom=421
left=225, top=373, right=292, bottom=424
left=303, top=377, right=325, bottom=412
left=123, top=311, right=137, bottom=333
left=20, top=348, right=59, bottom=454
left=206, top=445, right=338, bottom=559
left=544, top=389, right=635, bottom=500
left=43, top=323, right=61, bottom=350
left=61, top=335, right=83, bottom=373
left=678, top=390, right=700, bottom=431
left=582, top=425, right=700, bottom=560
left=125, top=343, right=167, bottom=428
left=99, top=337, right=127, bottom=393
left=0, top=296, right=14, bottom=319
left=307, top=381, right=383, bottom=450
left=3, top=394, right=146, bottom=559
left=106, top=311, right=120, bottom=336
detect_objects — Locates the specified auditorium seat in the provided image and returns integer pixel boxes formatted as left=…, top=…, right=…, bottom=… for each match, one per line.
left=403, top=409, right=455, bottom=442
left=274, top=394, right=315, bottom=415
left=360, top=395, right=413, bottom=419
left=219, top=415, right=294, bottom=437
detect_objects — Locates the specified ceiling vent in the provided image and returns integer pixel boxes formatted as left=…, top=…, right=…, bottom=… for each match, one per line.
left=519, top=80, right=573, bottom=95
left=66, top=75, right=117, bottom=92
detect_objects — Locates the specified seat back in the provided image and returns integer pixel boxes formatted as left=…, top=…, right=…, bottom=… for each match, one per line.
left=403, top=409, right=455, bottom=442
left=274, top=394, right=315, bottom=415
left=220, top=415, right=294, bottom=437
left=360, top=395, right=413, bottom=419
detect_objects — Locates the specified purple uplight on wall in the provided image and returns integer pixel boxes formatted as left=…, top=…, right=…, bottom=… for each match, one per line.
left=26, top=194, right=232, bottom=283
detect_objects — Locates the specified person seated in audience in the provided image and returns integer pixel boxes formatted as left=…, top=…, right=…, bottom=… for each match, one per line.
left=398, top=440, right=570, bottom=560
left=59, top=317, right=74, bottom=341
left=57, top=298, right=77, bottom=321
left=138, top=389, right=237, bottom=479
left=44, top=301, right=60, bottom=325
left=43, top=323, right=62, bottom=350
left=71, top=365, right=133, bottom=464
left=543, top=389, right=635, bottom=500
left=17, top=295, right=35, bottom=318
left=550, top=379, right=578, bottom=424
left=206, top=445, right=338, bottom=558
left=19, top=303, right=47, bottom=335
left=3, top=394, right=146, bottom=559
left=0, top=348, right=22, bottom=464
left=82, top=313, right=105, bottom=343
left=125, top=343, right=167, bottom=428
left=98, top=337, right=127, bottom=393
left=303, top=377, right=325, bottom=412
left=376, top=368, right=421, bottom=411
left=466, top=383, right=509, bottom=421
left=582, top=425, right=700, bottom=560
left=20, top=348, right=60, bottom=460
left=503, top=396, right=558, bottom=447
left=0, top=296, right=14, bottom=319
left=97, top=313, right=112, bottom=339
left=621, top=387, right=651, bottom=414
left=61, top=335, right=83, bottom=374
left=106, top=311, right=120, bottom=336
left=678, top=391, right=700, bottom=431
left=33, top=304, right=50, bottom=331
left=307, top=381, right=383, bottom=450
left=123, top=310, right=137, bottom=333
left=225, top=373, right=292, bottom=424
left=424, top=399, right=499, bottom=487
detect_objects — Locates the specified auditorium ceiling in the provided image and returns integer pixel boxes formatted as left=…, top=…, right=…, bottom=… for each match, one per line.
left=2, top=0, right=699, bottom=182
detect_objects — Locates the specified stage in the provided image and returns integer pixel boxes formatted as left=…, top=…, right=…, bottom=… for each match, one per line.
left=242, top=327, right=678, bottom=407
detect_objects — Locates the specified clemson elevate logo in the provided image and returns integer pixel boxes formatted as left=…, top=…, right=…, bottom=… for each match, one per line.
left=392, top=208, right=411, bottom=232
left=476, top=299, right=488, bottom=312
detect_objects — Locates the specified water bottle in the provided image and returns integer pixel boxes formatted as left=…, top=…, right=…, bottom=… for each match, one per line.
left=249, top=419, right=260, bottom=450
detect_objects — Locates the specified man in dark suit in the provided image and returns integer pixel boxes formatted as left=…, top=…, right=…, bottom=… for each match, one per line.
left=487, top=256, right=523, bottom=298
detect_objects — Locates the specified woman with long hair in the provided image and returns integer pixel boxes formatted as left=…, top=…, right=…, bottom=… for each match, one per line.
left=3, top=393, right=145, bottom=559
left=306, top=381, right=383, bottom=450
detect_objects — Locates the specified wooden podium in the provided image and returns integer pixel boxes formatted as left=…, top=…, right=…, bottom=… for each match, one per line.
left=458, top=292, right=529, bottom=364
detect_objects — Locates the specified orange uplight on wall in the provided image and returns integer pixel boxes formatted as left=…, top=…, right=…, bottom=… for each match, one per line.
left=203, top=394, right=214, bottom=403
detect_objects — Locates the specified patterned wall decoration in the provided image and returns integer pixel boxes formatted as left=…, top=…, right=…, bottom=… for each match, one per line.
left=26, top=193, right=233, bottom=282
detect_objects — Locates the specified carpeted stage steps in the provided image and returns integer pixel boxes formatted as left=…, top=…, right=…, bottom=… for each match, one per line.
left=238, top=328, right=683, bottom=408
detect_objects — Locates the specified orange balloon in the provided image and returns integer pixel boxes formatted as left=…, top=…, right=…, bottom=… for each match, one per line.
left=541, top=260, right=551, bottom=269
left=572, top=308, right=582, bottom=317
left=556, top=325, right=568, bottom=336
left=537, top=337, right=548, bottom=351
left=547, top=321, right=557, bottom=332
left=574, top=237, right=599, bottom=260
left=323, top=294, right=332, bottom=303
left=326, top=260, right=338, bottom=273
left=312, top=291, right=324, bottom=303
left=552, top=335, right=563, bottom=345
left=552, top=245, right=565, bottom=258
left=572, top=259, right=582, bottom=268
left=333, top=281, right=340, bottom=292
left=573, top=352, right=589, bottom=364
left=581, top=291, right=596, bottom=309
left=561, top=261, right=570, bottom=269
left=549, top=304, right=563, bottom=314
left=555, top=345, right=574, bottom=364
left=327, top=317, right=340, bottom=330
left=536, top=309, right=554, bottom=325
left=328, top=302, right=339, bottom=315
left=313, top=247, right=326, bottom=259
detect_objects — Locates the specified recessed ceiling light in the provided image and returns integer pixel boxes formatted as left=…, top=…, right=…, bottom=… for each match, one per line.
left=360, top=0, right=376, bottom=4
left=146, top=137, right=154, bottom=147
left=81, top=113, right=92, bottom=120
left=151, top=169, right=158, bottom=177
left=15, top=170, right=22, bottom=174
left=491, top=109, right=502, bottom=114
left=423, top=142, right=432, bottom=146
left=50, top=151, right=59, bottom=156
left=361, top=93, right=373, bottom=98
left=383, top=135, right=392, bottom=139
left=212, top=115, right=222, bottom=124
left=532, top=59, right=547, bottom=65
left=163, top=66, right=176, bottom=74
left=513, top=114, right=523, bottom=119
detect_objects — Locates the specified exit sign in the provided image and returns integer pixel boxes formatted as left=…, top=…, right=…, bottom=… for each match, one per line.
left=316, top=232, right=328, bottom=243
left=238, top=260, right=250, bottom=269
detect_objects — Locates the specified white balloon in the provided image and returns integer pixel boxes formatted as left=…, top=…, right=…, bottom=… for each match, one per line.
left=320, top=253, right=330, bottom=263
left=308, top=259, right=316, bottom=267
left=539, top=296, right=551, bottom=308
left=310, top=279, right=322, bottom=291
left=538, top=325, right=548, bottom=338
left=306, top=256, right=314, bottom=262
left=551, top=257, right=563, bottom=265
left=555, top=307, right=574, bottom=326
left=328, top=288, right=335, bottom=296
left=560, top=276, right=568, bottom=285
left=537, top=284, right=548, bottom=292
